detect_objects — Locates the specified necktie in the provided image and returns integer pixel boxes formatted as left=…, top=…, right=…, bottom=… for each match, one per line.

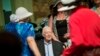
left=47, top=44, right=49, bottom=56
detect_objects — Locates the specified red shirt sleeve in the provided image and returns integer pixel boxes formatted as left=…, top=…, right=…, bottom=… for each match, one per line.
left=69, top=15, right=84, bottom=46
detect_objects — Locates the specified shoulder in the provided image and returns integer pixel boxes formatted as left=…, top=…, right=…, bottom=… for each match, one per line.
left=17, top=22, right=32, bottom=26
left=36, top=39, right=44, bottom=48
left=52, top=41, right=63, bottom=46
left=52, top=41, right=63, bottom=50
left=72, top=7, right=89, bottom=16
left=25, top=22, right=33, bottom=26
left=36, top=39, right=44, bottom=44
left=70, top=7, right=98, bottom=21
left=23, top=23, right=34, bottom=28
left=5, top=22, right=16, bottom=28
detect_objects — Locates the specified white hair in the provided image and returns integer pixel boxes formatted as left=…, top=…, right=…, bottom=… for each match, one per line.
left=10, top=14, right=18, bottom=22
left=42, top=26, right=52, bottom=36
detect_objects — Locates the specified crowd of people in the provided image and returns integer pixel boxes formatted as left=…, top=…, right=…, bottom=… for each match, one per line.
left=1, top=0, right=100, bottom=56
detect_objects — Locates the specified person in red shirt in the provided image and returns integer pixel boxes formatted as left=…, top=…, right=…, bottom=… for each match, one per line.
left=58, top=0, right=100, bottom=56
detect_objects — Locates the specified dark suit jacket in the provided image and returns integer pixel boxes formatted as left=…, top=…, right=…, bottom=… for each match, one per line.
left=36, top=39, right=63, bottom=56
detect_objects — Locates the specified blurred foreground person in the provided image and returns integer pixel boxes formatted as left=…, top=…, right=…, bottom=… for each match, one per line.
left=58, top=0, right=100, bottom=56
left=0, top=31, right=22, bottom=56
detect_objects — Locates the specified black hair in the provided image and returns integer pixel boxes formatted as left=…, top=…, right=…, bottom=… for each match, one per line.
left=52, top=0, right=82, bottom=17
left=52, top=2, right=63, bottom=17
left=52, top=6, right=58, bottom=17
left=49, top=4, right=54, bottom=10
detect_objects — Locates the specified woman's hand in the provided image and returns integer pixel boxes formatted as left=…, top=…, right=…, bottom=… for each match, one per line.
left=64, top=33, right=70, bottom=39
left=51, top=32, right=60, bottom=41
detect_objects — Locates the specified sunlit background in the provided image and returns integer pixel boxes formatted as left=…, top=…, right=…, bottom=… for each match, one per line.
left=0, top=0, right=93, bottom=30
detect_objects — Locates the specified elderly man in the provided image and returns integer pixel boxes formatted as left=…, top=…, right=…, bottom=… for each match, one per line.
left=36, top=26, right=63, bottom=56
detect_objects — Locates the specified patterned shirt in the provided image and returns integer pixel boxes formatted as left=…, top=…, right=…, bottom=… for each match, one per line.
left=16, top=22, right=35, bottom=56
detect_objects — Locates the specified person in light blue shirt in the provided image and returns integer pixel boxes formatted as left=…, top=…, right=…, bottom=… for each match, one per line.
left=15, top=7, right=41, bottom=56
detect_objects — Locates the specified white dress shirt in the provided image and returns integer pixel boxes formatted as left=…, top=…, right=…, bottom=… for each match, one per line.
left=44, top=40, right=54, bottom=56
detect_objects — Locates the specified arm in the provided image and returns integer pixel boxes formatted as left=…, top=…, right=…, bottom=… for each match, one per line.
left=48, top=15, right=59, bottom=41
left=48, top=15, right=53, bottom=30
left=51, top=32, right=59, bottom=41
left=27, top=24, right=41, bottom=56
left=27, top=36, right=41, bottom=56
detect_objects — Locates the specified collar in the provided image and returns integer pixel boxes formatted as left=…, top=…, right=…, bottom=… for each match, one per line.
left=44, top=40, right=52, bottom=45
